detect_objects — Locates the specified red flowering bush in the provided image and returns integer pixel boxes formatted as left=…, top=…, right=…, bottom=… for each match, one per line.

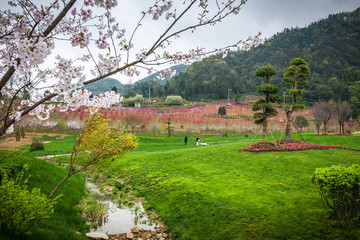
left=242, top=139, right=350, bottom=152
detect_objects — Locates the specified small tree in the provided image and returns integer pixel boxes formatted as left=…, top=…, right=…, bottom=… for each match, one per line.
left=313, top=101, right=333, bottom=134
left=218, top=106, right=227, bottom=116
left=282, top=58, right=310, bottom=139
left=49, top=113, right=138, bottom=199
left=164, top=117, right=175, bottom=136
left=111, top=86, right=118, bottom=93
left=312, top=119, right=322, bottom=135
left=252, top=65, right=281, bottom=142
left=334, top=101, right=351, bottom=134
left=124, top=112, right=145, bottom=132
left=295, top=116, right=309, bottom=132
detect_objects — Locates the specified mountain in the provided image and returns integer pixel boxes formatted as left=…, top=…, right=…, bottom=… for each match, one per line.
left=132, top=64, right=189, bottom=97
left=84, top=78, right=125, bottom=95
left=165, top=8, right=360, bottom=112
left=83, top=65, right=188, bottom=97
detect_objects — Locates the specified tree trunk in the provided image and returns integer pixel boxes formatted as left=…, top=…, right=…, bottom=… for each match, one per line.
left=262, top=121, right=268, bottom=142
left=285, top=111, right=292, bottom=139
left=323, top=121, right=327, bottom=135
left=49, top=174, right=72, bottom=199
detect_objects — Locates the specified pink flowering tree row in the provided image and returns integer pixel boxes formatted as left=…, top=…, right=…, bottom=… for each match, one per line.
left=0, top=0, right=263, bottom=136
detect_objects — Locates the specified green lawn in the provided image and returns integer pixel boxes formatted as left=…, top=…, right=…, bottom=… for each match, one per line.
left=3, top=133, right=360, bottom=239
left=108, top=133, right=360, bottom=239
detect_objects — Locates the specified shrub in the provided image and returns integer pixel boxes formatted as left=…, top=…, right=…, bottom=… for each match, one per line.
left=311, top=164, right=360, bottom=221
left=0, top=171, right=58, bottom=234
left=165, top=95, right=183, bottom=105
left=30, top=142, right=45, bottom=151
left=114, top=181, right=124, bottom=191
left=123, top=94, right=143, bottom=107
left=218, top=106, right=227, bottom=116
left=295, top=116, right=309, bottom=131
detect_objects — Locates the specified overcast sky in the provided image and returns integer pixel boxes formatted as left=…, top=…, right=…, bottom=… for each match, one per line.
left=1, top=0, right=359, bottom=85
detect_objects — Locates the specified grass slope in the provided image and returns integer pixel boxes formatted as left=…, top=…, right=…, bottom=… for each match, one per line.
left=0, top=150, right=88, bottom=240
left=108, top=134, right=360, bottom=239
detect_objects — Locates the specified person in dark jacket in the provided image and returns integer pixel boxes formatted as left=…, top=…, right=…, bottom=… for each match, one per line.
left=184, top=136, right=188, bottom=146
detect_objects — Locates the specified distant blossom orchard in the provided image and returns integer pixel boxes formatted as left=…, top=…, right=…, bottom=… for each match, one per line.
left=0, top=0, right=263, bottom=135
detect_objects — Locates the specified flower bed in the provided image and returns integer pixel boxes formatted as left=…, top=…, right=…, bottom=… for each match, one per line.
left=242, top=139, right=351, bottom=152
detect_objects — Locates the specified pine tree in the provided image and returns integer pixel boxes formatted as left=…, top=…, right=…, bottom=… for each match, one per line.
left=282, top=58, right=310, bottom=139
left=252, top=65, right=282, bottom=142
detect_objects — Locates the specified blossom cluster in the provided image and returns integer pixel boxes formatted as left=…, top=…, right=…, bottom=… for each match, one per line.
left=242, top=139, right=351, bottom=152
left=60, top=89, right=121, bottom=114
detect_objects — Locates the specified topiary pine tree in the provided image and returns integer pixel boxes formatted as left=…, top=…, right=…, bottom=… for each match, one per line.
left=252, top=65, right=282, bottom=142
left=218, top=106, right=227, bottom=116
left=282, top=58, right=310, bottom=139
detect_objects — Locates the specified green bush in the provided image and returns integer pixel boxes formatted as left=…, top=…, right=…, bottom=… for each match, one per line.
left=311, top=164, right=360, bottom=221
left=30, top=142, right=44, bottom=151
left=165, top=95, right=183, bottom=105
left=0, top=171, right=58, bottom=235
left=114, top=181, right=124, bottom=191
left=123, top=94, right=143, bottom=107
left=218, top=106, right=227, bottom=116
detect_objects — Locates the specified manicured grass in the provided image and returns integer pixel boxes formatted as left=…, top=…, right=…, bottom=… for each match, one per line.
left=106, top=134, right=360, bottom=239
left=21, top=134, right=77, bottom=157
left=0, top=150, right=88, bottom=240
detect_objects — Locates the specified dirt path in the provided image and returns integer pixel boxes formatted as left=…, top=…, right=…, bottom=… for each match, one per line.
left=0, top=133, right=69, bottom=150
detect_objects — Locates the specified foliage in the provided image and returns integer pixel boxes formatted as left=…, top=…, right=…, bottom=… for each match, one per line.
left=123, top=94, right=143, bottom=107
left=164, top=117, right=175, bottom=136
left=312, top=164, right=360, bottom=221
left=124, top=112, right=145, bottom=132
left=282, top=57, right=310, bottom=139
left=0, top=171, right=58, bottom=235
left=29, top=142, right=44, bottom=151
left=295, top=116, right=309, bottom=131
left=0, top=150, right=87, bottom=240
left=218, top=106, right=227, bottom=116
left=165, top=8, right=360, bottom=112
left=48, top=113, right=138, bottom=198
left=165, top=95, right=183, bottom=105
left=252, top=65, right=281, bottom=142
left=77, top=193, right=107, bottom=228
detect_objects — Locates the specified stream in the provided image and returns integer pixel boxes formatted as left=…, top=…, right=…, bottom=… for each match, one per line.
left=38, top=153, right=159, bottom=235
left=86, top=181, right=158, bottom=234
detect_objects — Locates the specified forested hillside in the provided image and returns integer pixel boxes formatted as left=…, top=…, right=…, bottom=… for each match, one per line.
left=165, top=8, right=360, bottom=114
left=84, top=77, right=125, bottom=95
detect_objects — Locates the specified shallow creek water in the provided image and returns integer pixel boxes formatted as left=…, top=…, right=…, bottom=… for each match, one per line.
left=86, top=181, right=157, bottom=234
